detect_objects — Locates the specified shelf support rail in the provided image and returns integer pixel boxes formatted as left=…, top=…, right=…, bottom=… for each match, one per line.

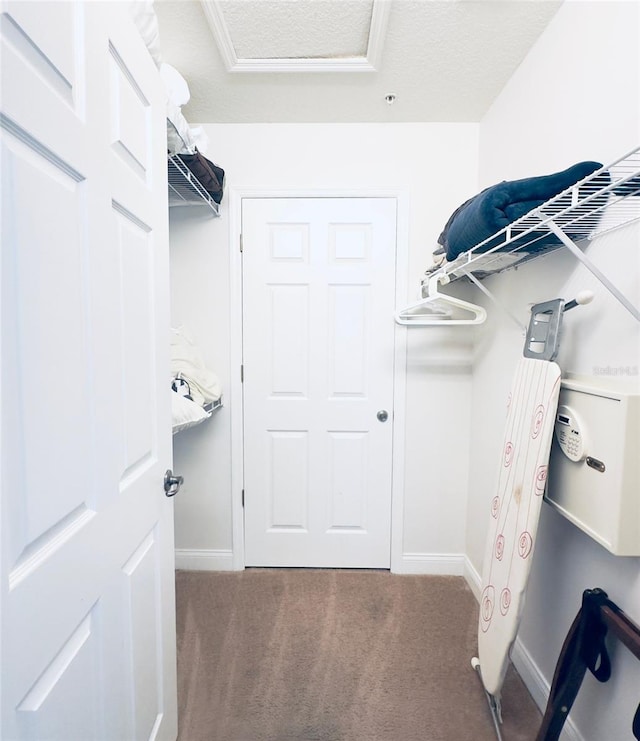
left=465, top=272, right=527, bottom=333
left=546, top=221, right=640, bottom=322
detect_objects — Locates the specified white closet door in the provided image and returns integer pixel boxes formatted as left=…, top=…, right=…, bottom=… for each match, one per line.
left=0, top=3, right=177, bottom=740
left=242, top=198, right=397, bottom=568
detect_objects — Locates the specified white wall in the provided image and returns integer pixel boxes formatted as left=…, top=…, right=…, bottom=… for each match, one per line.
left=471, top=2, right=640, bottom=739
left=169, top=123, right=480, bottom=569
left=170, top=208, right=234, bottom=568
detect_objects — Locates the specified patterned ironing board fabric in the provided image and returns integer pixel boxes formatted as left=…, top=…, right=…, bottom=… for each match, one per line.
left=477, top=357, right=562, bottom=699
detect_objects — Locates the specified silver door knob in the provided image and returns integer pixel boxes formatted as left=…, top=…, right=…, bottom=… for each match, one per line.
left=377, top=410, right=389, bottom=422
left=164, top=469, right=184, bottom=497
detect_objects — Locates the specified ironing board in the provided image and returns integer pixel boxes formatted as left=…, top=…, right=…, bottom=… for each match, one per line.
left=471, top=299, right=565, bottom=736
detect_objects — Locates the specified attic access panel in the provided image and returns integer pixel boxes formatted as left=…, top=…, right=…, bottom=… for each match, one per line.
left=201, top=0, right=390, bottom=72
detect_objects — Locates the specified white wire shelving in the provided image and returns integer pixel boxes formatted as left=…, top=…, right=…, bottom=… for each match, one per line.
left=166, top=116, right=220, bottom=215
left=420, top=147, right=640, bottom=322
left=172, top=397, right=223, bottom=436
left=203, top=398, right=223, bottom=415
left=168, top=153, right=220, bottom=215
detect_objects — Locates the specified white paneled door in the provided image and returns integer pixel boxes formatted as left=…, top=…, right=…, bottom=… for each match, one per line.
left=242, top=198, right=397, bottom=568
left=1, top=3, right=177, bottom=740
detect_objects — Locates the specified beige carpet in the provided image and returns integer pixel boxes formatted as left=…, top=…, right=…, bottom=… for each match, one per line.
left=175, top=569, right=541, bottom=741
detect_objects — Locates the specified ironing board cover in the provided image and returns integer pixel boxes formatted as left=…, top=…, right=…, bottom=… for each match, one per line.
left=478, top=357, right=562, bottom=698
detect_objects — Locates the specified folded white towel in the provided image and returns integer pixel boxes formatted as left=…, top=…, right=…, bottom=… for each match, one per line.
left=160, top=63, right=190, bottom=107
left=129, top=1, right=161, bottom=67
left=166, top=100, right=196, bottom=155
left=171, top=391, right=210, bottom=433
left=189, top=126, right=210, bottom=156
left=170, top=327, right=222, bottom=407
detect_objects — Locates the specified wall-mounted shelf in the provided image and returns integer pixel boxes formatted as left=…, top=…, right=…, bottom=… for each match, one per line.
left=168, top=154, right=220, bottom=215
left=166, top=115, right=220, bottom=215
left=203, top=398, right=223, bottom=415
left=420, top=147, right=640, bottom=322
left=172, top=396, right=223, bottom=436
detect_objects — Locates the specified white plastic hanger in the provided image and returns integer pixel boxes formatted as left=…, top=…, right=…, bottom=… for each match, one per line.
left=395, top=273, right=487, bottom=326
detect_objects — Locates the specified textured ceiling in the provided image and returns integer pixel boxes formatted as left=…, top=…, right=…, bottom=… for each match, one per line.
left=154, top=0, right=563, bottom=123
left=218, top=0, right=373, bottom=59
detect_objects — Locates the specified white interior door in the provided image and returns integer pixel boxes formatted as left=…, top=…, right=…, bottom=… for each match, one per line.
left=242, top=198, right=397, bottom=568
left=1, top=3, right=177, bottom=740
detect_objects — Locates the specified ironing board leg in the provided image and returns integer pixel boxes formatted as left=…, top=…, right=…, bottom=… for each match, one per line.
left=472, top=657, right=504, bottom=741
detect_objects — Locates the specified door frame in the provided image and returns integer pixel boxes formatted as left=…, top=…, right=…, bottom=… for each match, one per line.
left=228, top=186, right=409, bottom=572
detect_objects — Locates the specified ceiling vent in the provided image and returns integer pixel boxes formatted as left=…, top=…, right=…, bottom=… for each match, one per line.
left=200, top=0, right=390, bottom=72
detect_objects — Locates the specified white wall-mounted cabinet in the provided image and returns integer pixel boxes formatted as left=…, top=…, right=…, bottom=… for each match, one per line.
left=546, top=376, right=640, bottom=556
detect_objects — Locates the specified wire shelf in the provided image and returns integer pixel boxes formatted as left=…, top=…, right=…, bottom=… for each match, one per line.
left=427, top=147, right=640, bottom=284
left=172, top=397, right=223, bottom=436
left=203, top=398, right=223, bottom=415
left=168, top=154, right=220, bottom=215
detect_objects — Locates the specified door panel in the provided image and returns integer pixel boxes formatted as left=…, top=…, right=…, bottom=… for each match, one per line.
left=242, top=198, right=397, bottom=568
left=329, top=284, right=369, bottom=395
left=116, top=207, right=155, bottom=475
left=2, top=134, right=92, bottom=564
left=328, top=431, right=368, bottom=530
left=269, top=284, right=309, bottom=396
left=268, top=430, right=309, bottom=530
left=122, top=530, right=163, bottom=741
left=1, top=3, right=177, bottom=740
left=16, top=608, right=100, bottom=740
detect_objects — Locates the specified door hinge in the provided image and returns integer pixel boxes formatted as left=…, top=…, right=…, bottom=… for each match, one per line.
left=240, top=364, right=244, bottom=382
left=240, top=233, right=243, bottom=252
left=241, top=489, right=245, bottom=507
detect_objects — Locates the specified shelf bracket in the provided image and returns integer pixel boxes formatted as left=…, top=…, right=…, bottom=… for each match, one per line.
left=465, top=272, right=527, bottom=333
left=546, top=221, right=640, bottom=322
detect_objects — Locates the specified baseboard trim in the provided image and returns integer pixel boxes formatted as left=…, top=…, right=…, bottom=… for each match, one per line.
left=176, top=550, right=468, bottom=576
left=398, top=552, right=465, bottom=575
left=463, top=556, right=482, bottom=600
left=174, top=548, right=236, bottom=571
left=511, top=637, right=583, bottom=741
